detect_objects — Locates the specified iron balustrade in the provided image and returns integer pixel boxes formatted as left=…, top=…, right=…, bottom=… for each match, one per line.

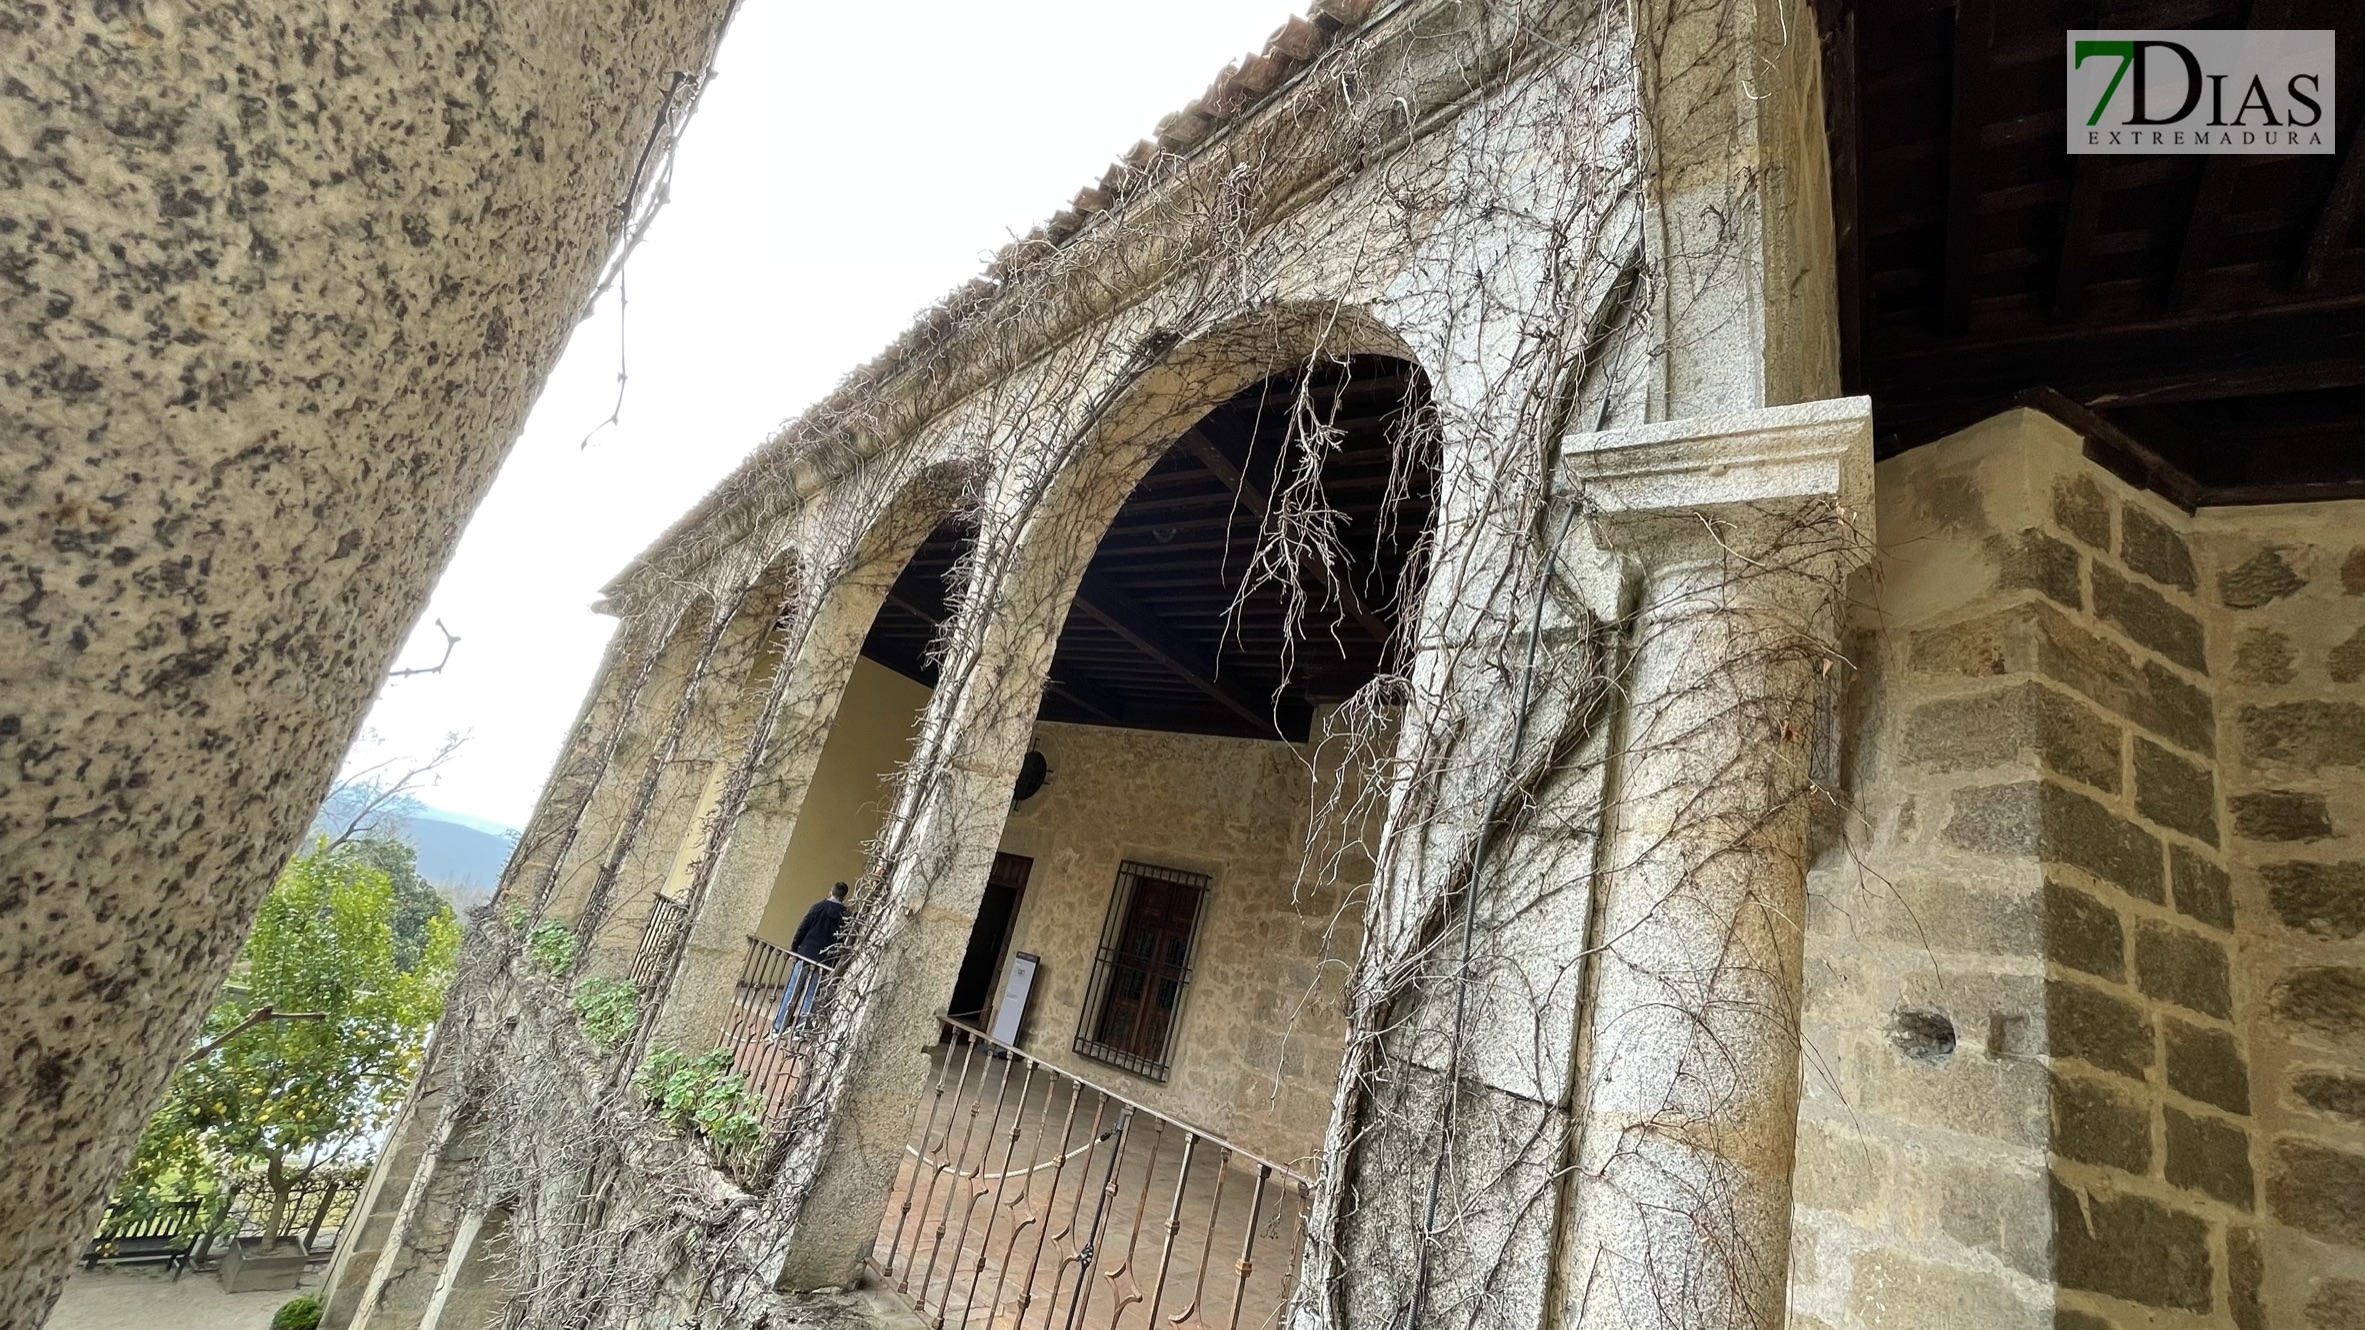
left=716, top=933, right=835, bottom=1133
left=85, top=1176, right=358, bottom=1273
left=629, top=893, right=689, bottom=989
left=876, top=1018, right=1312, bottom=1330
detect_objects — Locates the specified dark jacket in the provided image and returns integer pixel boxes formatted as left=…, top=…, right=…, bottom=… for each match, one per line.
left=790, top=897, right=846, bottom=963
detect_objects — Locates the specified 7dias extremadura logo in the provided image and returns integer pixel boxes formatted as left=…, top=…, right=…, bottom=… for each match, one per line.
left=2068, top=30, right=2334, bottom=154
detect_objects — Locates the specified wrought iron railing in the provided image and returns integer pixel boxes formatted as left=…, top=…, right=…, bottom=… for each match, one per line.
left=875, top=1019, right=1312, bottom=1330
left=86, top=1176, right=358, bottom=1272
left=715, top=933, right=834, bottom=1132
left=629, top=893, right=689, bottom=989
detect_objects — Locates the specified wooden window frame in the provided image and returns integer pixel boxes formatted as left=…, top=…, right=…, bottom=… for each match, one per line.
left=1072, top=860, right=1210, bottom=1081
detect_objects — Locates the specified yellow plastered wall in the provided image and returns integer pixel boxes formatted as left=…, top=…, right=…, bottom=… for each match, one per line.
left=754, top=656, right=932, bottom=946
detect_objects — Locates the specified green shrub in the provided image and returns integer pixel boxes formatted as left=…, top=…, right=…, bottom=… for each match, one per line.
left=272, top=1296, right=323, bottom=1330
left=635, top=1048, right=763, bottom=1154
left=571, top=976, right=640, bottom=1050
left=525, top=920, right=577, bottom=975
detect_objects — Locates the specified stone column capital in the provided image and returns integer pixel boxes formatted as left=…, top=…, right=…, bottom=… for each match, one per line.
left=1561, top=396, right=1876, bottom=567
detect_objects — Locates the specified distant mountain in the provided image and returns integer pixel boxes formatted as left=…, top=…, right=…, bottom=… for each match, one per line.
left=398, top=809, right=516, bottom=908
left=306, top=800, right=517, bottom=912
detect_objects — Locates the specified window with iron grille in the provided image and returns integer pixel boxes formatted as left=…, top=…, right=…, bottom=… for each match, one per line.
left=1072, top=861, right=1209, bottom=1081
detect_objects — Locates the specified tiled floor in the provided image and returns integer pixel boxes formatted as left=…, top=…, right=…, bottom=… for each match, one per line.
left=46, top=1263, right=320, bottom=1330
left=867, top=1045, right=1309, bottom=1330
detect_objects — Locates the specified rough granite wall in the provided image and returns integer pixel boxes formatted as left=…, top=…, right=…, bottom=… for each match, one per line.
left=2191, top=500, right=2365, bottom=1330
left=1792, top=406, right=2365, bottom=1330
left=0, top=0, right=735, bottom=1319
left=993, top=718, right=1361, bottom=1169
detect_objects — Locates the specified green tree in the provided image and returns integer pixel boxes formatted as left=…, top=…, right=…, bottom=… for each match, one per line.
left=341, top=835, right=460, bottom=972
left=113, top=841, right=458, bottom=1247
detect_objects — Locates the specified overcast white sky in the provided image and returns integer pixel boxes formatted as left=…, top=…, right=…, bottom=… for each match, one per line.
left=351, top=0, right=1304, bottom=830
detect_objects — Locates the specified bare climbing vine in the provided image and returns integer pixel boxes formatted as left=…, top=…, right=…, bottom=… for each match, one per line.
left=356, top=2, right=1871, bottom=1329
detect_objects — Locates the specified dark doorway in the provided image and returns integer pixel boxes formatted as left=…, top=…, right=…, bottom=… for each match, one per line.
left=947, top=852, right=1033, bottom=1023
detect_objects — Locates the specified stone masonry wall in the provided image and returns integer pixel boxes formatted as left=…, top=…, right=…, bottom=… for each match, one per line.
left=2190, top=501, right=2365, bottom=1330
left=992, top=719, right=1360, bottom=1169
left=0, top=1, right=736, bottom=1316
left=1788, top=406, right=2361, bottom=1329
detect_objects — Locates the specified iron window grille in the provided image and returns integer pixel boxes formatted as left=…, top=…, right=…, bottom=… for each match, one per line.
left=1072, top=860, right=1210, bottom=1081
left=628, top=893, right=689, bottom=989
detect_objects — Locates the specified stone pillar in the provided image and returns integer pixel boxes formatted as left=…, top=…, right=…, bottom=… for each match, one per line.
left=766, top=760, right=1026, bottom=1287
left=415, top=1208, right=487, bottom=1330
left=542, top=601, right=736, bottom=946
left=1634, top=0, right=1838, bottom=416
left=1560, top=398, right=1871, bottom=1330
left=764, top=629, right=1046, bottom=1289
left=497, top=618, right=653, bottom=917
left=0, top=4, right=735, bottom=1320
left=646, top=561, right=905, bottom=1053
left=317, top=1076, right=444, bottom=1329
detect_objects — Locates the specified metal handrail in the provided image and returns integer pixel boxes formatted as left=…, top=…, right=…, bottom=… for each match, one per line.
left=876, top=1015, right=1313, bottom=1330
left=715, top=934, right=838, bottom=1132
left=937, top=1017, right=1311, bottom=1188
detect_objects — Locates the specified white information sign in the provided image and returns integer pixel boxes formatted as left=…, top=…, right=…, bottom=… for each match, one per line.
left=990, top=951, right=1039, bottom=1047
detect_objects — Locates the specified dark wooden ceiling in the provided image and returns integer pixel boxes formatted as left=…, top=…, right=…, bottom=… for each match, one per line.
left=1826, top=0, right=2365, bottom=504
left=860, top=356, right=1433, bottom=741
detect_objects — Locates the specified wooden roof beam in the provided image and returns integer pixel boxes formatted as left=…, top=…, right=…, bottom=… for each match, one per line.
left=2170, top=0, right=2296, bottom=308
left=2053, top=157, right=2106, bottom=321
left=889, top=590, right=1127, bottom=725
left=2297, top=132, right=2365, bottom=290
left=1069, top=572, right=1273, bottom=731
left=1940, top=0, right=1995, bottom=336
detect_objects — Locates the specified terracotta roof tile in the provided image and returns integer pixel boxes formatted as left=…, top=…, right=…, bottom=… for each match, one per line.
left=618, top=0, right=1393, bottom=586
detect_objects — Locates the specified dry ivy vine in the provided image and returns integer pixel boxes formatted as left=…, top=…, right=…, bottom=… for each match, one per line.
left=354, top=2, right=1869, bottom=1328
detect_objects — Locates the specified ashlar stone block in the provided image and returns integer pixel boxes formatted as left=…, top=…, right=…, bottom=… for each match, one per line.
left=2048, top=979, right=2154, bottom=1081
left=2133, top=738, right=2218, bottom=846
left=2264, top=860, right=2365, bottom=940
left=2045, top=880, right=2126, bottom=980
left=2170, top=846, right=2236, bottom=931
left=1910, top=603, right=2215, bottom=755
left=2310, top=1277, right=2365, bottom=1330
left=2163, top=1105, right=2254, bottom=1208
left=2268, top=1136, right=2365, bottom=1247
left=2272, top=966, right=2365, bottom=1044
left=2052, top=474, right=2112, bottom=551
left=2293, top=1069, right=2365, bottom=1125
left=2119, top=506, right=2197, bottom=592
left=2164, top=1017, right=2251, bottom=1115
left=2229, top=1226, right=2265, bottom=1330
left=2052, top=1070, right=2150, bottom=1173
left=2331, top=625, right=2365, bottom=684
left=2134, top=920, right=2232, bottom=1019
left=2050, top=1174, right=2214, bottom=1312
left=2232, top=627, right=2297, bottom=684
left=2231, top=790, right=2335, bottom=842
left=1945, top=781, right=2164, bottom=902
left=2242, top=702, right=2365, bottom=770
left=2220, top=547, right=2308, bottom=608
left=2094, top=564, right=2208, bottom=674
left=1902, top=683, right=2122, bottom=792
left=1991, top=529, right=2084, bottom=610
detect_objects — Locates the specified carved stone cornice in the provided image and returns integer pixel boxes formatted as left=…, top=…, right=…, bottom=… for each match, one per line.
left=1561, top=396, right=1876, bottom=564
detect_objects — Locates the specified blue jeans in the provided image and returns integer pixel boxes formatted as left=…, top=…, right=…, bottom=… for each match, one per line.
left=769, top=957, right=825, bottom=1033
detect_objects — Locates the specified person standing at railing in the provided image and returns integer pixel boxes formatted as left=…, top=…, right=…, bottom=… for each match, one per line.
left=770, top=881, right=847, bottom=1036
